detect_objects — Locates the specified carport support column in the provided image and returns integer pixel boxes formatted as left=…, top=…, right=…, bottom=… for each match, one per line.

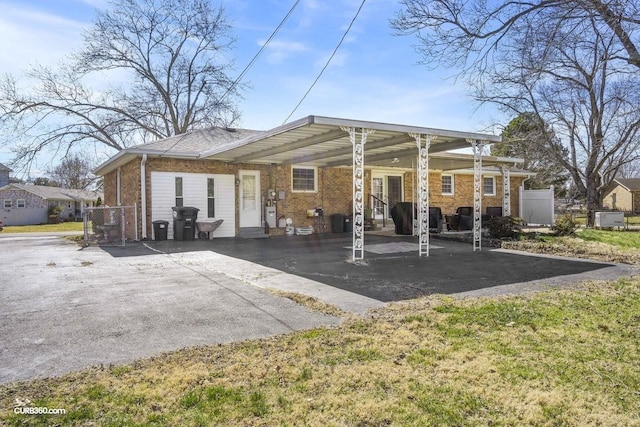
left=410, top=133, right=434, bottom=257
left=342, top=126, right=374, bottom=261
left=468, top=139, right=485, bottom=252
left=500, top=166, right=512, bottom=217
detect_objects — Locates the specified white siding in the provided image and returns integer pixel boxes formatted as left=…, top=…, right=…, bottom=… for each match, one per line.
left=151, top=172, right=235, bottom=239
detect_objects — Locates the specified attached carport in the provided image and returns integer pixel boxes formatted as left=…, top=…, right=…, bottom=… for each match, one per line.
left=200, top=115, right=518, bottom=260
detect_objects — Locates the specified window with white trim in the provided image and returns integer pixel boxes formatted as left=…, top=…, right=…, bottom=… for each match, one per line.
left=175, top=177, right=184, bottom=207
left=207, top=178, right=215, bottom=218
left=3, top=199, right=11, bottom=208
left=483, top=176, right=496, bottom=195
left=441, top=174, right=454, bottom=195
left=17, top=199, right=25, bottom=208
left=292, top=166, right=317, bottom=192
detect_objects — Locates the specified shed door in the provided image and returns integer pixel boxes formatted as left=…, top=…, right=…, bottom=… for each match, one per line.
left=239, top=170, right=261, bottom=228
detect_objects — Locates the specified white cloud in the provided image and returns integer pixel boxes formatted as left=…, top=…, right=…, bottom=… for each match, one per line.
left=0, top=3, right=87, bottom=75
left=260, top=39, right=309, bottom=64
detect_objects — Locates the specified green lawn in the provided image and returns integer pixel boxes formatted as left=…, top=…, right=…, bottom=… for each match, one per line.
left=2, top=222, right=84, bottom=233
left=577, top=229, right=640, bottom=250
left=1, top=279, right=638, bottom=426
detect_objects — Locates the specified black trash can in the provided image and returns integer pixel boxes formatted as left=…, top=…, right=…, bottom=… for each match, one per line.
left=330, top=213, right=345, bottom=233
left=172, top=206, right=199, bottom=240
left=152, top=220, right=168, bottom=241
left=343, top=215, right=353, bottom=232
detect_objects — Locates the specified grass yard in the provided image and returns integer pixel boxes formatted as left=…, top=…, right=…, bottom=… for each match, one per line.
left=1, top=278, right=638, bottom=426
left=577, top=228, right=640, bottom=250
left=1, top=222, right=84, bottom=233
left=503, top=228, right=640, bottom=264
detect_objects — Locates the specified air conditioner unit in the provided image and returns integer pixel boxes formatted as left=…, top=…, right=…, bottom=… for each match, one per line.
left=594, top=211, right=624, bottom=228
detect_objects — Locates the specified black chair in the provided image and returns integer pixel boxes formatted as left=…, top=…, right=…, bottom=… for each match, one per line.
left=429, top=207, right=443, bottom=233
left=455, top=206, right=473, bottom=231
left=391, top=203, right=444, bottom=234
left=485, top=206, right=503, bottom=218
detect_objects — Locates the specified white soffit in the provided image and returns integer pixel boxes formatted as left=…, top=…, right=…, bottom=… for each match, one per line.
left=199, top=115, right=503, bottom=168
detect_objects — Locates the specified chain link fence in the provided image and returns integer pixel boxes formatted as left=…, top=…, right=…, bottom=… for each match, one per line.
left=83, top=206, right=134, bottom=247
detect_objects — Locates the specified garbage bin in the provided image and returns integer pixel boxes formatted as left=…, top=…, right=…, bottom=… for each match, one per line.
left=330, top=213, right=345, bottom=233
left=152, top=220, right=168, bottom=241
left=343, top=215, right=353, bottom=232
left=172, top=206, right=199, bottom=241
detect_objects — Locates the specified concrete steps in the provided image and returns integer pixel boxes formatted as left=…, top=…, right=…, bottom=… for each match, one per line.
left=238, top=227, right=269, bottom=239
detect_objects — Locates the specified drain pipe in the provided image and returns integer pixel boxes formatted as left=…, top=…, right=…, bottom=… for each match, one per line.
left=140, top=154, right=148, bottom=240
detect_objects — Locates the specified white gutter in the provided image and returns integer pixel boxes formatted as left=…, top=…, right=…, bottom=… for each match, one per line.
left=140, top=154, right=148, bottom=240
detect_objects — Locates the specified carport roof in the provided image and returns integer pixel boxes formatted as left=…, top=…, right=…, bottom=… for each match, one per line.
left=95, top=115, right=518, bottom=175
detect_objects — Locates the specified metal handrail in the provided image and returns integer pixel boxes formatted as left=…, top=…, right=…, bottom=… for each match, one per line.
left=369, top=194, right=387, bottom=228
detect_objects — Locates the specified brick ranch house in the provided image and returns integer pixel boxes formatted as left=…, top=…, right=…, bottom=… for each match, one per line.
left=94, top=116, right=529, bottom=247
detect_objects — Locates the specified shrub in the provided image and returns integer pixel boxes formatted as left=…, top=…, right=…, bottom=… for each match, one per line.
left=486, top=216, right=523, bottom=239
left=552, top=214, right=578, bottom=236
left=48, top=205, right=63, bottom=224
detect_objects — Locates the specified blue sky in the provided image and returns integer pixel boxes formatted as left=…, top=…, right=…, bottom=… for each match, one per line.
left=0, top=0, right=504, bottom=176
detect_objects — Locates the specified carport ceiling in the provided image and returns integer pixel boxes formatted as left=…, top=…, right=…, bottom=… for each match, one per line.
left=200, top=116, right=504, bottom=169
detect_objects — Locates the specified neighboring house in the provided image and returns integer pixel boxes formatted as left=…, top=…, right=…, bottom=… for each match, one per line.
left=602, top=178, right=640, bottom=213
left=0, top=163, right=11, bottom=187
left=0, top=184, right=102, bottom=226
left=94, top=115, right=531, bottom=241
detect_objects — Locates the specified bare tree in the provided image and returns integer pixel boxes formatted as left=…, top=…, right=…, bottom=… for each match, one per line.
left=618, top=160, right=640, bottom=178
left=0, top=0, right=240, bottom=171
left=392, top=0, right=640, bottom=225
left=48, top=154, right=97, bottom=190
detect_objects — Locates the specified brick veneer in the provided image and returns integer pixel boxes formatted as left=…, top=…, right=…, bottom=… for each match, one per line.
left=105, top=156, right=524, bottom=239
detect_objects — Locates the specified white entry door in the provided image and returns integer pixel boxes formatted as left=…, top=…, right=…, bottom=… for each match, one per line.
left=239, top=170, right=261, bottom=227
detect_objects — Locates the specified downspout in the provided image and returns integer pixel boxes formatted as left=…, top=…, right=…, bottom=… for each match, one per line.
left=140, top=154, right=148, bottom=240
left=116, top=167, right=121, bottom=206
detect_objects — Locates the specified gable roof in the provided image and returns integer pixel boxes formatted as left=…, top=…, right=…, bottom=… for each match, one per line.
left=0, top=184, right=102, bottom=201
left=614, top=178, right=640, bottom=191
left=95, top=115, right=519, bottom=176
left=0, top=162, right=12, bottom=172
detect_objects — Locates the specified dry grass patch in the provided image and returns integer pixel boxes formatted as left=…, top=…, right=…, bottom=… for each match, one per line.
left=1, top=279, right=639, bottom=426
left=502, top=233, right=640, bottom=264
left=266, top=289, right=351, bottom=318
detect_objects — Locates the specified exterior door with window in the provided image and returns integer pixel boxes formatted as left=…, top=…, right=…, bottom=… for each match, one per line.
left=372, top=172, right=403, bottom=220
left=239, top=170, right=261, bottom=227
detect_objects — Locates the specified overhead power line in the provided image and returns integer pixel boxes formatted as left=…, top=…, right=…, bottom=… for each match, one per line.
left=282, top=0, right=367, bottom=125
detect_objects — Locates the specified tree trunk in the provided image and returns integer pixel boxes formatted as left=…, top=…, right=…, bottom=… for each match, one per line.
left=585, top=176, right=601, bottom=227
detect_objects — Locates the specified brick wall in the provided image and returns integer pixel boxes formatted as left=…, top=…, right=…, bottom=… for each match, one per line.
left=104, top=155, right=525, bottom=239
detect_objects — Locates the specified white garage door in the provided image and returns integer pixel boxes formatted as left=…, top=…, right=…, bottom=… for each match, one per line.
left=151, top=172, right=235, bottom=239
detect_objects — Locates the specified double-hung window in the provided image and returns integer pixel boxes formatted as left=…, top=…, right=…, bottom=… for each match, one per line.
left=292, top=166, right=317, bottom=192
left=483, top=176, right=496, bottom=196
left=441, top=175, right=454, bottom=195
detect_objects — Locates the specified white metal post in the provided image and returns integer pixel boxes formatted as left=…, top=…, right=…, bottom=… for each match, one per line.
left=410, top=133, right=433, bottom=257
left=343, top=126, right=374, bottom=261
left=501, top=166, right=511, bottom=217
left=469, top=139, right=484, bottom=252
